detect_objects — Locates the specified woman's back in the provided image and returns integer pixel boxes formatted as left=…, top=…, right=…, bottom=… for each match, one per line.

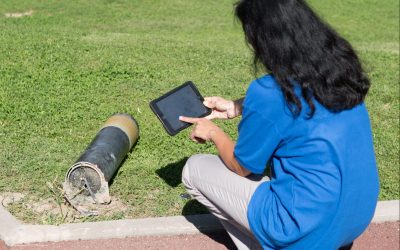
left=238, top=75, right=379, bottom=249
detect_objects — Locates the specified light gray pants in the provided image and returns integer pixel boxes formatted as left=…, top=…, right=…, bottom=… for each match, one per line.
left=182, top=154, right=269, bottom=250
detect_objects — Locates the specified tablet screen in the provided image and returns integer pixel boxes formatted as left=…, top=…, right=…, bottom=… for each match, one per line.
left=150, top=82, right=211, bottom=135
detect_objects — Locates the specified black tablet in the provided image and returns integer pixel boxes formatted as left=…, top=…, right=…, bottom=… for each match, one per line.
left=150, top=81, right=212, bottom=136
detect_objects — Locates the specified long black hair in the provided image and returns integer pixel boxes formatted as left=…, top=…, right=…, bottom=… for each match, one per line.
left=235, top=0, right=370, bottom=117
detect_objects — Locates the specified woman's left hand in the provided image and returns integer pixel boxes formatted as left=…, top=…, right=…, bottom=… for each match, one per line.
left=179, top=116, right=221, bottom=143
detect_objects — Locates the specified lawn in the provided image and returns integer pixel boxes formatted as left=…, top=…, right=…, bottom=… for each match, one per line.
left=0, top=0, right=398, bottom=224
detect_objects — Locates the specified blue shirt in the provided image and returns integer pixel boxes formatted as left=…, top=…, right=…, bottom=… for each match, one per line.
left=234, top=75, right=379, bottom=249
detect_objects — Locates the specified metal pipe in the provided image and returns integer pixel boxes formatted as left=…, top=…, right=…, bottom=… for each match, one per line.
left=63, top=113, right=139, bottom=214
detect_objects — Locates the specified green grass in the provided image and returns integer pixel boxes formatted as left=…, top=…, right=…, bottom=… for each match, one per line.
left=0, top=0, right=398, bottom=224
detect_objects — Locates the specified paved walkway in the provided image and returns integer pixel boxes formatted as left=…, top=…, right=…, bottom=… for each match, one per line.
left=1, top=221, right=398, bottom=250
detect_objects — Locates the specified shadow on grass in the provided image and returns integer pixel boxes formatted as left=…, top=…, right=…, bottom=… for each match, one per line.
left=156, top=157, right=210, bottom=215
left=155, top=157, right=188, bottom=187
left=182, top=199, right=209, bottom=215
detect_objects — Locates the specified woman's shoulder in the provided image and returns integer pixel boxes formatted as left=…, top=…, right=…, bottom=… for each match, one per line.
left=250, top=74, right=280, bottom=91
left=245, top=74, right=286, bottom=110
left=243, top=74, right=295, bottom=129
left=246, top=74, right=283, bottom=104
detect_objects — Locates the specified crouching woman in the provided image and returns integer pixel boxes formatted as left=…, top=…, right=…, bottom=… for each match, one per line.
left=180, top=0, right=379, bottom=249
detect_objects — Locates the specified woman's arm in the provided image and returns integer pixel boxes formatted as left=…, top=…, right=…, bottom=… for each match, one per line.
left=210, top=127, right=251, bottom=177
left=179, top=116, right=251, bottom=177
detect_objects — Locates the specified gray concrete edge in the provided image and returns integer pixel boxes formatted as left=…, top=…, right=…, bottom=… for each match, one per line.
left=0, top=200, right=398, bottom=246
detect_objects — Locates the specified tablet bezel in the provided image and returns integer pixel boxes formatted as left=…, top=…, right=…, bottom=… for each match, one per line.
left=149, top=81, right=212, bottom=136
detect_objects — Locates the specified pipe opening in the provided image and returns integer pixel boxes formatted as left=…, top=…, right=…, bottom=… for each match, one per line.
left=68, top=165, right=102, bottom=195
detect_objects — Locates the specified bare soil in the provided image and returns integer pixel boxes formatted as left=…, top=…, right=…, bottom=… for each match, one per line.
left=0, top=192, right=130, bottom=224
left=4, top=10, right=33, bottom=18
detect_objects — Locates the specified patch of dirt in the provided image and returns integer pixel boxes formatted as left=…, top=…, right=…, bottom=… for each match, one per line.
left=0, top=192, right=25, bottom=207
left=0, top=189, right=130, bottom=225
left=5, top=10, right=33, bottom=18
left=383, top=103, right=391, bottom=110
left=26, top=198, right=66, bottom=214
left=96, top=197, right=130, bottom=215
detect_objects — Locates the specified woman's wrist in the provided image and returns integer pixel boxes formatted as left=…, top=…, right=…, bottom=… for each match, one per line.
left=233, top=98, right=244, bottom=117
left=208, top=127, right=222, bottom=142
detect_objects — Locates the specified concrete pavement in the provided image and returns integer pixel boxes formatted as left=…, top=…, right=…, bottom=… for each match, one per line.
left=1, top=221, right=399, bottom=250
left=0, top=200, right=399, bottom=249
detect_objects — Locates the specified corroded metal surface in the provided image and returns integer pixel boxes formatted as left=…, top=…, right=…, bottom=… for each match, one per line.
left=63, top=114, right=139, bottom=215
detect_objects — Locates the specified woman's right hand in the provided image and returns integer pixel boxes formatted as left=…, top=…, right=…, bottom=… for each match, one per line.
left=203, top=96, right=242, bottom=120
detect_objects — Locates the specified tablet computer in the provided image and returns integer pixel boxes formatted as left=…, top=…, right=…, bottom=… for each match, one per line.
left=150, top=81, right=212, bottom=136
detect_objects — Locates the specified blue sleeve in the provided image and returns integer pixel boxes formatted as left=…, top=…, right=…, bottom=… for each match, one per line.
left=234, top=107, right=282, bottom=174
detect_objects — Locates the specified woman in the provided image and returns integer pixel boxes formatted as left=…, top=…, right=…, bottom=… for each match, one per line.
left=179, top=0, right=379, bottom=249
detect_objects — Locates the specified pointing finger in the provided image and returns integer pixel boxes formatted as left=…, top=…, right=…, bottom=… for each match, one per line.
left=179, top=116, right=199, bottom=124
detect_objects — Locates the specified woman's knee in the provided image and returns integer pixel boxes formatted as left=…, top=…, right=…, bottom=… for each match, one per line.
left=181, top=154, right=209, bottom=189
